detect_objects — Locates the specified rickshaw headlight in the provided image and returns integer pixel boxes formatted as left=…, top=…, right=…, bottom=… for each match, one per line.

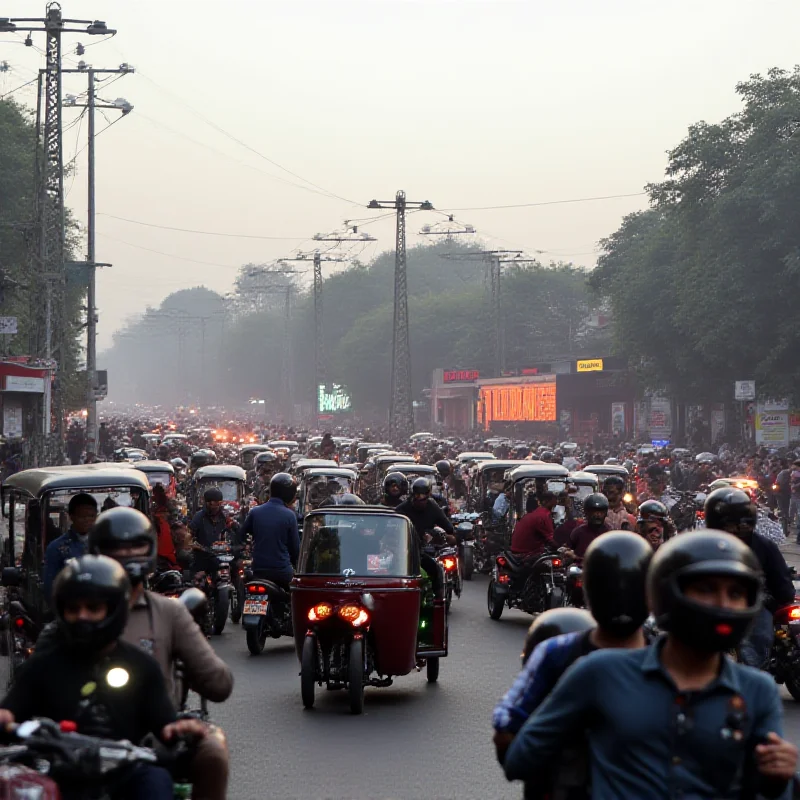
left=308, top=603, right=333, bottom=622
left=338, top=604, right=369, bottom=627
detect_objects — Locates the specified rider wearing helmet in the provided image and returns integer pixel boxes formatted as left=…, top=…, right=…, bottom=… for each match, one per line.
left=602, top=475, right=636, bottom=531
left=505, top=530, right=798, bottom=797
left=394, top=478, right=455, bottom=545
left=189, top=487, right=239, bottom=550
left=568, top=493, right=611, bottom=558
left=381, top=472, right=408, bottom=508
left=495, top=532, right=651, bottom=793
left=240, top=472, right=301, bottom=592
left=88, top=508, right=232, bottom=800
left=252, top=451, right=279, bottom=503
left=636, top=499, right=673, bottom=550
left=0, top=555, right=205, bottom=799
left=704, top=487, right=794, bottom=668
left=520, top=607, right=595, bottom=667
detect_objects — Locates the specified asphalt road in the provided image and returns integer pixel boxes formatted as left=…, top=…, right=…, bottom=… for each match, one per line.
left=202, top=573, right=800, bottom=800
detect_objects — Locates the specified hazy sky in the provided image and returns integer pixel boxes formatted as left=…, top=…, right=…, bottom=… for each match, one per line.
left=3, top=0, right=799, bottom=351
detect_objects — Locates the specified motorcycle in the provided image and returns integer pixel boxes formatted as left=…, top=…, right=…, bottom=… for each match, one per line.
left=0, top=568, right=37, bottom=689
left=767, top=602, right=800, bottom=701
left=452, top=513, right=479, bottom=580
left=194, top=541, right=234, bottom=636
left=487, top=548, right=567, bottom=620
left=231, top=541, right=252, bottom=625
left=173, top=588, right=211, bottom=722
left=0, top=718, right=191, bottom=799
left=241, top=575, right=293, bottom=655
left=424, top=532, right=462, bottom=612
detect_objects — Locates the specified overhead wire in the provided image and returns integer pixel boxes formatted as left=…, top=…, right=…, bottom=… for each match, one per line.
left=0, top=74, right=38, bottom=100
left=64, top=106, right=87, bottom=199
left=441, top=192, right=646, bottom=212
left=96, top=214, right=310, bottom=241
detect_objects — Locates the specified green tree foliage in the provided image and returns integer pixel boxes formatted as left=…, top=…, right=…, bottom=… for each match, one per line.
left=592, top=67, right=800, bottom=404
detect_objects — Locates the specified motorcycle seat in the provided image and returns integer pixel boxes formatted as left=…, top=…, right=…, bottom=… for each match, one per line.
left=503, top=551, right=527, bottom=571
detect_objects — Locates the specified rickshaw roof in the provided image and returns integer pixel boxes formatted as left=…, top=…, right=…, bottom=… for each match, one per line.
left=456, top=452, right=496, bottom=461
left=374, top=453, right=415, bottom=464
left=304, top=506, right=414, bottom=522
left=4, top=466, right=151, bottom=497
left=385, top=463, right=438, bottom=474
left=162, top=433, right=187, bottom=440
left=474, top=459, right=528, bottom=474
left=583, top=464, right=630, bottom=477
left=568, top=470, right=601, bottom=485
left=141, top=433, right=161, bottom=440
left=302, top=467, right=358, bottom=480
left=295, top=458, right=339, bottom=470
left=133, top=460, right=175, bottom=475
left=268, top=440, right=298, bottom=448
left=507, top=463, right=570, bottom=481
left=239, top=444, right=272, bottom=454
left=193, top=464, right=247, bottom=481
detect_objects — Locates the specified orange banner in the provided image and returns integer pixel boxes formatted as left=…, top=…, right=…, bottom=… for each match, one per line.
left=478, top=382, right=556, bottom=429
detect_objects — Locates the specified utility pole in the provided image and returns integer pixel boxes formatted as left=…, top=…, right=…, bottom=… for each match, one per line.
left=281, top=285, right=295, bottom=424
left=367, top=192, right=434, bottom=442
left=1, top=7, right=114, bottom=464
left=64, top=63, right=133, bottom=456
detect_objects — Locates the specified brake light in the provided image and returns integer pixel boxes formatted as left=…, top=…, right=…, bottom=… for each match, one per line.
left=696, top=511, right=705, bottom=519
left=498, top=573, right=510, bottom=584
left=441, top=557, right=456, bottom=571
left=551, top=558, right=562, bottom=567
left=14, top=617, right=24, bottom=629
left=308, top=603, right=333, bottom=622
left=775, top=605, right=800, bottom=624
left=247, top=584, right=267, bottom=594
left=59, top=720, right=78, bottom=733
left=496, top=556, right=507, bottom=568
left=338, top=604, right=369, bottom=627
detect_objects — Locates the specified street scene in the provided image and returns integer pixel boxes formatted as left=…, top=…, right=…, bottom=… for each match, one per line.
left=3, top=1, right=800, bottom=798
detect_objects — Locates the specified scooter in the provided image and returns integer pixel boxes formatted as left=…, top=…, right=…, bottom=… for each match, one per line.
left=241, top=575, right=293, bottom=655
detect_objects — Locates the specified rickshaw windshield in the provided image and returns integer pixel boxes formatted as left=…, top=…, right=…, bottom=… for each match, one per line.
left=302, top=514, right=415, bottom=577
left=45, top=487, right=145, bottom=542
left=241, top=453, right=258, bottom=471
left=198, top=481, right=239, bottom=502
left=574, top=484, right=596, bottom=501
left=306, top=476, right=354, bottom=509
left=145, top=472, right=171, bottom=488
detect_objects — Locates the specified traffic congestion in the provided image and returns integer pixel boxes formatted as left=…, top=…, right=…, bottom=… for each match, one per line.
left=0, top=415, right=799, bottom=797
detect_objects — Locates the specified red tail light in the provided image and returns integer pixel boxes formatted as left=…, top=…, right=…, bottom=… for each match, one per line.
left=498, top=573, right=510, bottom=584
left=247, top=584, right=267, bottom=595
left=496, top=556, right=507, bottom=568
left=441, top=557, right=457, bottom=571
left=774, top=605, right=800, bottom=624
left=14, top=617, right=24, bottom=629
left=551, top=558, right=562, bottom=567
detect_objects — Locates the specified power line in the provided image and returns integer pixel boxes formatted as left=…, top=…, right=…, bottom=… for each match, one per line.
left=441, top=192, right=646, bottom=211
left=0, top=74, right=38, bottom=100
left=135, top=71, right=357, bottom=205
left=97, top=213, right=310, bottom=241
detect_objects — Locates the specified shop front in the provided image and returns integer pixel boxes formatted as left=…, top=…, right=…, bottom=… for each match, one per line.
left=430, top=369, right=479, bottom=431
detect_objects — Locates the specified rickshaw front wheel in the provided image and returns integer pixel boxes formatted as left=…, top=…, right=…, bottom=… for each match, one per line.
left=348, top=638, right=365, bottom=715
left=301, top=635, right=317, bottom=709
left=426, top=657, right=439, bottom=683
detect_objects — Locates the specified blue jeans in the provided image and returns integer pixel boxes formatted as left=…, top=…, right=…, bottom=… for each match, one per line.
left=118, top=765, right=174, bottom=800
left=738, top=608, right=774, bottom=668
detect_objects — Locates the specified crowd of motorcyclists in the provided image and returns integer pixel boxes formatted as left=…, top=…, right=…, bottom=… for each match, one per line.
left=2, top=411, right=800, bottom=797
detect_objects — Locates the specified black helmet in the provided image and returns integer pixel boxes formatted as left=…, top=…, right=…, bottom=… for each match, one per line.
left=647, top=530, right=763, bottom=652
left=327, top=493, right=365, bottom=506
left=602, top=475, right=626, bottom=492
left=583, top=493, right=610, bottom=513
left=540, top=450, right=555, bottom=463
left=150, top=569, right=184, bottom=596
left=270, top=472, right=298, bottom=504
left=256, top=451, right=278, bottom=466
left=704, top=487, right=757, bottom=539
left=411, top=477, right=432, bottom=497
left=521, top=608, right=595, bottom=665
left=583, top=531, right=652, bottom=637
left=53, top=555, right=131, bottom=652
left=435, top=459, right=451, bottom=479
left=203, top=487, right=223, bottom=503
left=383, top=471, right=409, bottom=496
left=638, top=499, right=669, bottom=522
left=89, top=508, right=157, bottom=585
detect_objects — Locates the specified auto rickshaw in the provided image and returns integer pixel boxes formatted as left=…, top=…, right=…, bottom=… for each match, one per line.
left=290, top=458, right=338, bottom=479
left=468, top=460, right=529, bottom=513
left=267, top=440, right=299, bottom=465
left=239, top=444, right=274, bottom=473
left=372, top=453, right=416, bottom=495
left=133, top=460, right=177, bottom=499
left=503, top=463, right=571, bottom=539
left=381, top=463, right=444, bottom=499
left=0, top=466, right=151, bottom=675
left=290, top=507, right=448, bottom=713
left=189, top=464, right=247, bottom=517
left=583, top=464, right=632, bottom=494
left=355, top=443, right=392, bottom=465
left=296, top=468, right=358, bottom=518
left=188, top=448, right=217, bottom=476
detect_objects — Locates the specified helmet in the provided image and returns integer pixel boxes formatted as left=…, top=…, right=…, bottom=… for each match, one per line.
left=255, top=451, right=278, bottom=467
left=704, top=488, right=757, bottom=538
left=647, top=530, right=763, bottom=652
left=383, top=471, right=409, bottom=496
left=411, top=477, right=432, bottom=497
left=435, top=460, right=451, bottom=479
left=540, top=450, right=555, bottom=463
left=602, top=475, right=626, bottom=492
left=521, top=608, right=595, bottom=665
left=583, top=531, right=652, bottom=637
left=269, top=472, right=298, bottom=504
left=150, top=569, right=184, bottom=596
left=170, top=457, right=187, bottom=469
left=53, top=555, right=131, bottom=652
left=604, top=457, right=620, bottom=465
left=327, top=493, right=365, bottom=506
left=583, top=493, right=610, bottom=514
left=88, top=508, right=157, bottom=584
left=638, top=499, right=669, bottom=522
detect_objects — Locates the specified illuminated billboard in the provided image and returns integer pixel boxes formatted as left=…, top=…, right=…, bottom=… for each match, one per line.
left=317, top=383, right=352, bottom=414
left=477, top=382, right=556, bottom=429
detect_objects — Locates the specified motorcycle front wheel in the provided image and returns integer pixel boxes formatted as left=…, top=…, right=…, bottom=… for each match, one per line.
left=463, top=546, right=474, bottom=580
left=348, top=638, right=365, bottom=715
left=213, top=587, right=230, bottom=635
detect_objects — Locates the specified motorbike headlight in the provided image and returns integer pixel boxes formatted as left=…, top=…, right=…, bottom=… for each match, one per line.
left=106, top=667, right=130, bottom=688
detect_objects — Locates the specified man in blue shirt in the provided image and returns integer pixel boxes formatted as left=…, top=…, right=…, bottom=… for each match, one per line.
left=239, top=472, right=300, bottom=590
left=491, top=483, right=512, bottom=524
left=42, top=493, right=98, bottom=600
left=505, top=530, right=798, bottom=799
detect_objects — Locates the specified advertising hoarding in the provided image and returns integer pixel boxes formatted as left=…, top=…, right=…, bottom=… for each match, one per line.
left=477, top=382, right=556, bottom=429
left=317, top=384, right=352, bottom=414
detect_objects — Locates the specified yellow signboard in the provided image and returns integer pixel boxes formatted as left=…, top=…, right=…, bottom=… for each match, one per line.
left=577, top=359, right=603, bottom=373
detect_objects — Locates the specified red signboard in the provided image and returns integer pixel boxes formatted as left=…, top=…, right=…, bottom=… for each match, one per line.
left=521, top=368, right=539, bottom=375
left=443, top=369, right=479, bottom=383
